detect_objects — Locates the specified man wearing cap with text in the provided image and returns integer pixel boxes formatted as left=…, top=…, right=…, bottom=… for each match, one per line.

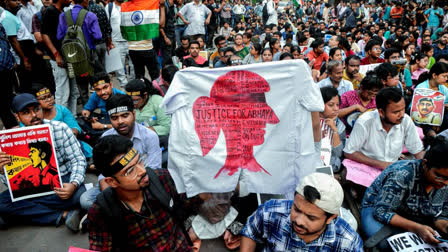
left=240, top=173, right=363, bottom=251
left=0, top=93, right=86, bottom=231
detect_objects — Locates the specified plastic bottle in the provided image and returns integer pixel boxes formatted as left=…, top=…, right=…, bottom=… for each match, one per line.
left=143, top=116, right=157, bottom=127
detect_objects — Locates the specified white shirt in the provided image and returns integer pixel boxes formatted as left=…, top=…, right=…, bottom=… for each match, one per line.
left=317, top=77, right=354, bottom=96
left=16, top=2, right=38, bottom=33
left=344, top=110, right=423, bottom=162
left=179, top=2, right=211, bottom=36
left=232, top=4, right=245, bottom=15
left=104, top=2, right=126, bottom=42
left=266, top=0, right=277, bottom=25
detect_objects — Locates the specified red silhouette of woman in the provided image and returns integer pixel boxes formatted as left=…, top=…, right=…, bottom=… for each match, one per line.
left=193, top=70, right=280, bottom=178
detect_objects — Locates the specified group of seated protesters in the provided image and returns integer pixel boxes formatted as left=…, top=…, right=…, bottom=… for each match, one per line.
left=3, top=0, right=448, bottom=250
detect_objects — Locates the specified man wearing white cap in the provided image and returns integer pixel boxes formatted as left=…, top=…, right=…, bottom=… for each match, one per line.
left=240, top=173, right=363, bottom=251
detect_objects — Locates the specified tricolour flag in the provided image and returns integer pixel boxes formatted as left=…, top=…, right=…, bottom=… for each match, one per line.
left=120, top=0, right=159, bottom=41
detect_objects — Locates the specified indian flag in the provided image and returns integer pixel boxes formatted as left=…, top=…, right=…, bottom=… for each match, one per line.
left=120, top=0, right=159, bottom=41
left=292, top=0, right=304, bottom=7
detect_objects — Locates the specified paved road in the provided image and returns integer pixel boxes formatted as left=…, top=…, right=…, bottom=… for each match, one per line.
left=0, top=174, right=231, bottom=252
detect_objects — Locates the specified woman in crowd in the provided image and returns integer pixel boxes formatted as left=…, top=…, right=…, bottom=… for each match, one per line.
left=318, top=47, right=344, bottom=81
left=261, top=48, right=273, bottom=62
left=242, top=43, right=262, bottom=65
left=290, top=45, right=303, bottom=59
left=361, top=136, right=448, bottom=250
left=339, top=72, right=383, bottom=129
left=403, top=43, right=417, bottom=64
left=270, top=37, right=281, bottom=61
left=421, top=44, right=436, bottom=69
left=197, top=36, right=206, bottom=50
left=242, top=32, right=252, bottom=48
left=30, top=83, right=93, bottom=160
left=415, top=62, right=448, bottom=135
left=279, top=52, right=293, bottom=61
left=318, top=86, right=346, bottom=173
left=233, top=34, right=250, bottom=60
left=404, top=52, right=429, bottom=87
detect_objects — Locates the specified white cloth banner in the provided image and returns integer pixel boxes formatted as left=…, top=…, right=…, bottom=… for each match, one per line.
left=105, top=47, right=123, bottom=73
left=387, top=232, right=448, bottom=252
left=161, top=60, right=324, bottom=197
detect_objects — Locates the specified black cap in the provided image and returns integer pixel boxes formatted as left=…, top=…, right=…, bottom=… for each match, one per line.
left=12, top=94, right=39, bottom=113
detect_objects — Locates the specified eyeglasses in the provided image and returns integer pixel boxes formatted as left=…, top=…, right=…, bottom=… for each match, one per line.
left=117, top=158, right=143, bottom=180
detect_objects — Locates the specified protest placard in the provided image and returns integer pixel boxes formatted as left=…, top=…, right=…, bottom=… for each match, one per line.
left=343, top=159, right=382, bottom=187
left=410, top=88, right=445, bottom=126
left=161, top=60, right=324, bottom=197
left=359, top=63, right=381, bottom=76
left=387, top=232, right=448, bottom=252
left=0, top=125, right=62, bottom=202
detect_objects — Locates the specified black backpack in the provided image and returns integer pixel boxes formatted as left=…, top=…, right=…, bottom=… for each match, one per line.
left=95, top=168, right=190, bottom=250
left=262, top=3, right=269, bottom=25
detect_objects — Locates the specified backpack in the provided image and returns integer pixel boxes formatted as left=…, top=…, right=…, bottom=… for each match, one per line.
left=262, top=2, right=269, bottom=25
left=306, top=6, right=313, bottom=15
left=61, top=9, right=93, bottom=78
left=0, top=24, right=15, bottom=72
left=95, top=168, right=191, bottom=250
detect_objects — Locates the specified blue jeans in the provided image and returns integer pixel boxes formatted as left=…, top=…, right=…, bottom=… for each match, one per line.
left=0, top=174, right=86, bottom=226
left=361, top=207, right=397, bottom=250
left=175, top=25, right=186, bottom=47
left=80, top=186, right=100, bottom=211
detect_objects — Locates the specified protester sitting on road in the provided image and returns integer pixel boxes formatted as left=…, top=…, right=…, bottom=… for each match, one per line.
left=360, top=39, right=385, bottom=65
left=243, top=42, right=262, bottom=64
left=87, top=135, right=202, bottom=251
left=317, top=60, right=354, bottom=96
left=339, top=72, right=383, bottom=129
left=261, top=48, right=273, bottom=62
left=214, top=47, right=236, bottom=68
left=30, top=83, right=93, bottom=161
left=344, top=88, right=424, bottom=170
left=0, top=94, right=86, bottom=232
left=342, top=55, right=364, bottom=90
left=318, top=87, right=346, bottom=172
left=240, top=173, right=363, bottom=251
left=183, top=40, right=207, bottom=65
left=81, top=72, right=125, bottom=130
left=361, top=136, right=448, bottom=250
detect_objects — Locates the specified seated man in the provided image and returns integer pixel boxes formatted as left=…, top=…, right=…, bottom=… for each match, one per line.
left=0, top=94, right=86, bottom=231
left=317, top=60, right=354, bottom=96
left=80, top=94, right=161, bottom=211
left=81, top=72, right=126, bottom=131
left=183, top=40, right=207, bottom=65
left=214, top=47, right=236, bottom=68
left=87, top=135, right=201, bottom=251
left=209, top=35, right=227, bottom=64
left=344, top=88, right=424, bottom=170
left=360, top=39, right=385, bottom=65
left=240, top=173, right=363, bottom=251
left=174, top=35, right=190, bottom=60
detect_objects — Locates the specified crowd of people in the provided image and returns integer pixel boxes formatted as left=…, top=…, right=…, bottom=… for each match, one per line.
left=1, top=0, right=448, bottom=250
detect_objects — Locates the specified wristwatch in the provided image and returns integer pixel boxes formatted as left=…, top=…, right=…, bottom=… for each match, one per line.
left=103, top=124, right=108, bottom=129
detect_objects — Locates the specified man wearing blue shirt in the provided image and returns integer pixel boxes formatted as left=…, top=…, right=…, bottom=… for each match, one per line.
left=240, top=173, right=363, bottom=251
left=81, top=72, right=125, bottom=130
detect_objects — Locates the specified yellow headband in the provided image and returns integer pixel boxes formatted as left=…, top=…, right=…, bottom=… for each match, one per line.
left=36, top=89, right=50, bottom=97
left=126, top=91, right=142, bottom=96
left=93, top=80, right=107, bottom=88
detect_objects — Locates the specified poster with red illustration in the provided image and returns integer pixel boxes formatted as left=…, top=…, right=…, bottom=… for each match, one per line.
left=161, top=60, right=325, bottom=197
left=410, top=88, right=445, bottom=126
left=0, top=125, right=62, bottom=202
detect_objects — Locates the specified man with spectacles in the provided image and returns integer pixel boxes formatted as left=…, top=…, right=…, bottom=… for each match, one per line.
left=87, top=135, right=202, bottom=251
left=360, top=39, right=385, bottom=66
left=209, top=35, right=227, bottom=65
left=80, top=94, right=161, bottom=212
left=0, top=93, right=87, bottom=231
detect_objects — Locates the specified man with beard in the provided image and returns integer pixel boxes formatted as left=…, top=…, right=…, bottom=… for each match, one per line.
left=183, top=40, right=207, bottom=65
left=80, top=94, right=161, bottom=211
left=432, top=32, right=448, bottom=59
left=86, top=135, right=200, bottom=250
left=344, top=88, right=424, bottom=170
left=317, top=60, right=354, bottom=96
left=240, top=172, right=363, bottom=251
left=0, top=93, right=86, bottom=231
left=343, top=55, right=364, bottom=90
left=81, top=72, right=125, bottom=130
left=360, top=39, right=385, bottom=65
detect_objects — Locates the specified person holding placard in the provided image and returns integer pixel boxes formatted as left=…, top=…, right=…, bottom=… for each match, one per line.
left=361, top=136, right=448, bottom=250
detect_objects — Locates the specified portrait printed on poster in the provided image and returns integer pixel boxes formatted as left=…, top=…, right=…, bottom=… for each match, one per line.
left=0, top=125, right=62, bottom=202
left=410, top=88, right=445, bottom=126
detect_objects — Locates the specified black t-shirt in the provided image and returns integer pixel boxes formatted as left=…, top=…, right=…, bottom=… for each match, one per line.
left=207, top=3, right=218, bottom=27
left=40, top=5, right=62, bottom=54
left=165, top=2, right=176, bottom=38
